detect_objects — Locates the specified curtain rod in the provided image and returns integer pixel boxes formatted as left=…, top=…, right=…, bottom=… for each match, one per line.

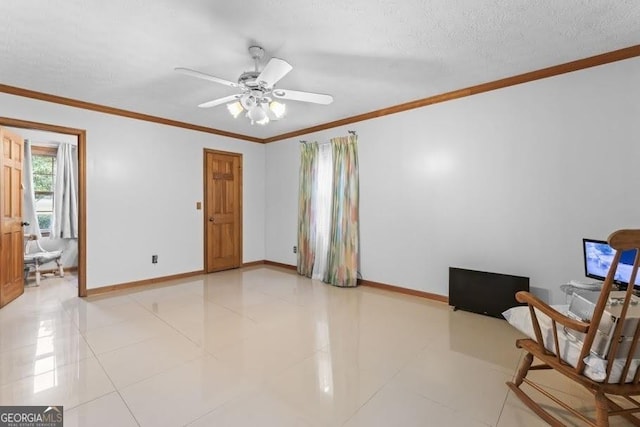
left=299, top=130, right=357, bottom=144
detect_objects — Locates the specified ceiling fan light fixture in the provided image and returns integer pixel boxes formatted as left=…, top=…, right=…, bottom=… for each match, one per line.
left=226, top=101, right=244, bottom=118
left=269, top=101, right=286, bottom=119
left=247, top=105, right=269, bottom=125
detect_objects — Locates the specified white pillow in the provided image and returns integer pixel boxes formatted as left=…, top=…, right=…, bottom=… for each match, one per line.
left=502, top=304, right=639, bottom=383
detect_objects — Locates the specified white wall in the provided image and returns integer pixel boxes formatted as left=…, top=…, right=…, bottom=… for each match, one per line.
left=0, top=93, right=266, bottom=289
left=265, top=57, right=640, bottom=304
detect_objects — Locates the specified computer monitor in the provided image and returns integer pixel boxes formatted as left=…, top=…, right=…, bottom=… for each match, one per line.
left=583, top=238, right=640, bottom=288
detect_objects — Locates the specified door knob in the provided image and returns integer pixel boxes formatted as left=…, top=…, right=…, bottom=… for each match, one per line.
left=21, top=221, right=30, bottom=227
left=209, top=217, right=215, bottom=223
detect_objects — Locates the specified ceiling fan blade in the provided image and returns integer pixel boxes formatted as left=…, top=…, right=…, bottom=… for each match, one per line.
left=198, top=94, right=241, bottom=109
left=272, top=89, right=333, bottom=105
left=175, top=67, right=238, bottom=88
left=256, top=58, right=293, bottom=87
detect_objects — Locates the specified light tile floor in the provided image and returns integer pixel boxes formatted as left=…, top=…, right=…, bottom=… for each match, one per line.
left=0, top=267, right=633, bottom=426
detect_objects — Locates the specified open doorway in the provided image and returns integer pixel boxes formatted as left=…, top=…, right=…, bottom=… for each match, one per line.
left=0, top=117, right=86, bottom=297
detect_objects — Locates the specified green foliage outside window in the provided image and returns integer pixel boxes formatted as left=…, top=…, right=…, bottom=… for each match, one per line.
left=32, top=154, right=56, bottom=231
left=33, top=155, right=55, bottom=192
left=37, top=213, right=52, bottom=230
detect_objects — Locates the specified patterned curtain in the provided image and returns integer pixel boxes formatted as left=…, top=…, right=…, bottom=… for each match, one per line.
left=297, top=142, right=318, bottom=277
left=324, top=135, right=359, bottom=287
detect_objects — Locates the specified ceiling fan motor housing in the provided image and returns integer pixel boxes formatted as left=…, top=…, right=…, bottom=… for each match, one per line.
left=240, top=90, right=271, bottom=110
left=238, top=71, right=261, bottom=89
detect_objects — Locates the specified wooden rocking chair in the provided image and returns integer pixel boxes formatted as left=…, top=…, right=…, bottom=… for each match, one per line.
left=507, top=229, right=640, bottom=426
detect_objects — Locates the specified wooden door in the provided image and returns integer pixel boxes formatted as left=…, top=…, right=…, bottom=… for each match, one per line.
left=0, top=127, right=24, bottom=307
left=204, top=150, right=242, bottom=273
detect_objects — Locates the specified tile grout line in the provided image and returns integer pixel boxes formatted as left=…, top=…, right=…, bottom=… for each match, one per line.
left=81, top=286, right=256, bottom=392
left=90, top=299, right=219, bottom=390
left=64, top=291, right=141, bottom=423
left=125, top=291, right=213, bottom=350
left=63, top=289, right=210, bottom=406
left=338, top=343, right=430, bottom=426
left=49, top=294, right=140, bottom=424
left=493, top=349, right=526, bottom=426
left=79, top=287, right=212, bottom=425
left=89, top=354, right=143, bottom=427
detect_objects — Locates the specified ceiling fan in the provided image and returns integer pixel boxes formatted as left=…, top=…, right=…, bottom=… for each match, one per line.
left=176, top=46, right=333, bottom=125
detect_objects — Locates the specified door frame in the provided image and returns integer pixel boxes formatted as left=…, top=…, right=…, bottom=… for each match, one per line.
left=0, top=117, right=87, bottom=297
left=202, top=148, right=243, bottom=273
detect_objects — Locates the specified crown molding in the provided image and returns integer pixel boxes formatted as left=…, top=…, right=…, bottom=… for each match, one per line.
left=2, top=44, right=639, bottom=145
left=0, top=83, right=263, bottom=143
left=263, top=44, right=640, bottom=143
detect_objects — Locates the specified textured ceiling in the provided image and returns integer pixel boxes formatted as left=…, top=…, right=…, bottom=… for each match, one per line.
left=1, top=0, right=639, bottom=139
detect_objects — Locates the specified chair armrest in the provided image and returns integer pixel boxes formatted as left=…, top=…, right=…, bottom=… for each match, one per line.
left=516, top=291, right=590, bottom=334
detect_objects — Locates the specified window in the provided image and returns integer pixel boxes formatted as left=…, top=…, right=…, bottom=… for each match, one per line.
left=32, top=147, right=57, bottom=234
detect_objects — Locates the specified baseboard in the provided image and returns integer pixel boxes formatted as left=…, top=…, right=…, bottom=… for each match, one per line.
left=85, top=270, right=204, bottom=296
left=358, top=279, right=448, bottom=303
left=261, top=260, right=448, bottom=304
left=85, top=262, right=272, bottom=297
left=263, top=260, right=298, bottom=271
left=242, top=260, right=267, bottom=268
left=84, top=261, right=449, bottom=304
